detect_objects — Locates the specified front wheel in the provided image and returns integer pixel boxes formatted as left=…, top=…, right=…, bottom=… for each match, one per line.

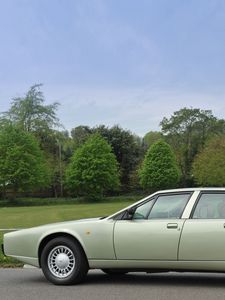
left=40, top=237, right=88, bottom=285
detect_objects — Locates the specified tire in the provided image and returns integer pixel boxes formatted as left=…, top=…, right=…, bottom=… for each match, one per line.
left=101, top=269, right=128, bottom=275
left=40, top=236, right=88, bottom=285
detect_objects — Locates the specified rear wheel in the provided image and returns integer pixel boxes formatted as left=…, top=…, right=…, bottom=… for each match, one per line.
left=40, top=237, right=88, bottom=285
left=101, top=269, right=128, bottom=275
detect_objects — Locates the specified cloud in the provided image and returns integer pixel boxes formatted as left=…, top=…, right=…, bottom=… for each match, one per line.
left=42, top=84, right=225, bottom=136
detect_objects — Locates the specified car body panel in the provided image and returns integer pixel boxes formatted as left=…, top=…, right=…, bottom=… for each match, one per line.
left=179, top=219, right=225, bottom=260
left=4, top=218, right=116, bottom=267
left=88, top=259, right=225, bottom=272
left=3, top=187, right=225, bottom=273
left=114, top=219, right=185, bottom=260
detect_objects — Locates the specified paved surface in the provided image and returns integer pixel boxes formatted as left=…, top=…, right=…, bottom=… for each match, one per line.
left=1, top=269, right=225, bottom=300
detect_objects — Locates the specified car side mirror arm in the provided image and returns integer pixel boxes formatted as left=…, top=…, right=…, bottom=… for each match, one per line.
left=126, top=207, right=136, bottom=220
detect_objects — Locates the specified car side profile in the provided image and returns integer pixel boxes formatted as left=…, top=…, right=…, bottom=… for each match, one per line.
left=3, top=188, right=225, bottom=285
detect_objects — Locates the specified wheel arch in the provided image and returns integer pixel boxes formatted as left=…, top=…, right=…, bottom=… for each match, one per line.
left=38, top=232, right=89, bottom=268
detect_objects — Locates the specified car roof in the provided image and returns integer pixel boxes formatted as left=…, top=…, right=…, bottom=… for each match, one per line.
left=106, top=187, right=225, bottom=219
left=157, top=187, right=225, bottom=193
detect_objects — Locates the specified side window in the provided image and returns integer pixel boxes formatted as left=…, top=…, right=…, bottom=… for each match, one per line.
left=133, top=199, right=155, bottom=220
left=193, top=193, right=225, bottom=219
left=148, top=194, right=191, bottom=219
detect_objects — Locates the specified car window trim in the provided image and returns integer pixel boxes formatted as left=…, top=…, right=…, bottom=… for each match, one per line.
left=114, top=191, right=193, bottom=221
left=112, top=196, right=156, bottom=220
left=190, top=191, right=225, bottom=219
left=131, top=197, right=157, bottom=220
left=146, top=192, right=193, bottom=220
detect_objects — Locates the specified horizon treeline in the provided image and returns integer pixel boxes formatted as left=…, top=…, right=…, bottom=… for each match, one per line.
left=1, top=84, right=225, bottom=199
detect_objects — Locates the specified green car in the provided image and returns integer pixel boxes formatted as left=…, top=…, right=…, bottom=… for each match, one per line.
left=3, top=188, right=225, bottom=285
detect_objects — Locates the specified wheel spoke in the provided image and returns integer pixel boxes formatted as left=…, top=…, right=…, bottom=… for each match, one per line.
left=47, top=245, right=76, bottom=279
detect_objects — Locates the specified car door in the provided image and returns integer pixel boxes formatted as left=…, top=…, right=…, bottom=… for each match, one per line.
left=179, top=192, right=225, bottom=261
left=114, top=192, right=192, bottom=260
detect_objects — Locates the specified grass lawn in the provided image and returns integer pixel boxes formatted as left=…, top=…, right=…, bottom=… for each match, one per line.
left=0, top=194, right=144, bottom=207
left=0, top=200, right=134, bottom=267
left=0, top=201, right=133, bottom=228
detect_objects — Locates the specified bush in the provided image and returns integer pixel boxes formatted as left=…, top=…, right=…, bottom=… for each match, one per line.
left=139, top=140, right=180, bottom=190
left=66, top=134, right=120, bottom=200
left=193, top=136, right=225, bottom=186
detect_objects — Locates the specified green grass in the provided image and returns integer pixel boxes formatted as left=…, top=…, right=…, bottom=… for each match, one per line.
left=0, top=201, right=132, bottom=228
left=0, top=200, right=135, bottom=267
left=0, top=194, right=144, bottom=207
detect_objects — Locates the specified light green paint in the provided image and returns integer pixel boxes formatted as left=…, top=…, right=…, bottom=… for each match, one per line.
left=4, top=188, right=225, bottom=273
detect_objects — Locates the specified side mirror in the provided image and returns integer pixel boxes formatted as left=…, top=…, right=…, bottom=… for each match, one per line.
left=127, top=207, right=136, bottom=219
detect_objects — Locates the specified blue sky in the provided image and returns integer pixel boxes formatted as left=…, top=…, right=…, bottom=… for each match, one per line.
left=0, top=0, right=225, bottom=136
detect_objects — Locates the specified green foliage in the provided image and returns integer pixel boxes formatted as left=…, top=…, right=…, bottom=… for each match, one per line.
left=0, top=84, right=73, bottom=197
left=71, top=125, right=92, bottom=149
left=2, top=85, right=225, bottom=197
left=0, top=125, right=50, bottom=196
left=44, top=130, right=73, bottom=197
left=66, top=134, right=120, bottom=199
left=2, top=84, right=60, bottom=133
left=70, top=125, right=143, bottom=190
left=192, top=136, right=225, bottom=186
left=160, top=107, right=225, bottom=185
left=139, top=140, right=180, bottom=190
left=0, top=194, right=143, bottom=207
left=93, top=125, right=143, bottom=189
left=143, top=131, right=163, bottom=149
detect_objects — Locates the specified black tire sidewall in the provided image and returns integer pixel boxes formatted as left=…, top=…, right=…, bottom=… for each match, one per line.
left=41, top=237, right=88, bottom=285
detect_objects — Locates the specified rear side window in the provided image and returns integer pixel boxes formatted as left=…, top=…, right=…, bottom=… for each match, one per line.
left=193, top=193, right=225, bottom=219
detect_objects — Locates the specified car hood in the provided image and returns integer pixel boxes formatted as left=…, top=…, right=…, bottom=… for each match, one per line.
left=10, top=217, right=102, bottom=234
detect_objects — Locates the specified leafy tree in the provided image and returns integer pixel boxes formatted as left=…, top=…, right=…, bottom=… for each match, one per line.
left=44, top=130, right=72, bottom=197
left=0, top=85, right=72, bottom=196
left=160, top=107, right=225, bottom=185
left=71, top=125, right=92, bottom=149
left=66, top=134, right=120, bottom=200
left=1, top=84, right=60, bottom=134
left=0, top=125, right=50, bottom=197
left=70, top=124, right=143, bottom=191
left=93, top=125, right=143, bottom=189
left=139, top=140, right=180, bottom=190
left=192, top=136, right=225, bottom=186
left=143, top=131, right=163, bottom=149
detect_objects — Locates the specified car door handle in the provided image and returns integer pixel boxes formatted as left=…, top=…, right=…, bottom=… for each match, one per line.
left=167, top=223, right=178, bottom=229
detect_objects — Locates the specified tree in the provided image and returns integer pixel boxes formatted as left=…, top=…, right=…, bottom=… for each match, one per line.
left=66, top=134, right=120, bottom=200
left=70, top=124, right=143, bottom=191
left=0, top=85, right=72, bottom=197
left=160, top=107, right=225, bottom=186
left=192, top=136, right=225, bottom=186
left=139, top=140, right=180, bottom=190
left=1, top=84, right=60, bottom=134
left=0, top=125, right=50, bottom=197
left=45, top=130, right=73, bottom=197
left=71, top=125, right=92, bottom=149
left=143, top=131, right=163, bottom=149
left=93, top=125, right=143, bottom=189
